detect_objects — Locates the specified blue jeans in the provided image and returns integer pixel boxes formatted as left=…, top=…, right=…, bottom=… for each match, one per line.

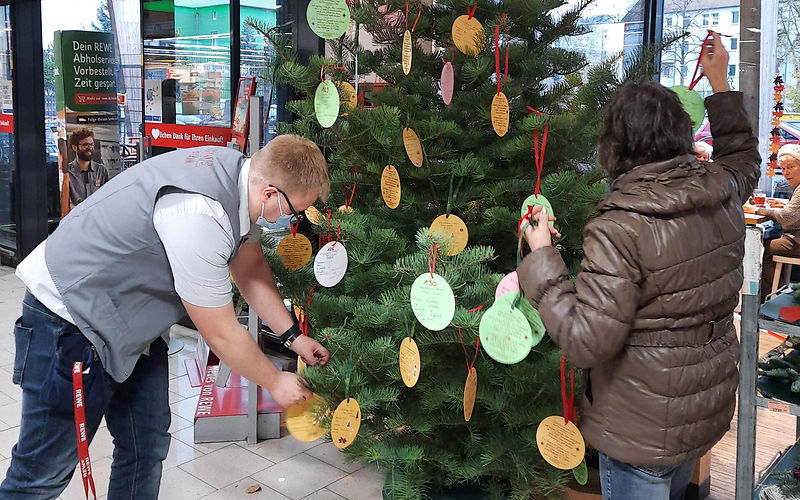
left=599, top=452, right=695, bottom=500
left=0, top=292, right=171, bottom=499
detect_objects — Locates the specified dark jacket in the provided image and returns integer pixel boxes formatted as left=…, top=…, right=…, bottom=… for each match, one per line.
left=517, top=91, right=760, bottom=467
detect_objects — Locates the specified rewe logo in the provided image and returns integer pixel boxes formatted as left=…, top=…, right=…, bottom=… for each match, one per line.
left=151, top=128, right=161, bottom=140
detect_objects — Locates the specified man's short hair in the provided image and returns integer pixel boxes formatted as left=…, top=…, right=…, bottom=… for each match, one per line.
left=68, top=128, right=94, bottom=148
left=250, top=134, right=330, bottom=201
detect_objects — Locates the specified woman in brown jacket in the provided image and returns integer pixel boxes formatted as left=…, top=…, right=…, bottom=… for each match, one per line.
left=518, top=33, right=760, bottom=499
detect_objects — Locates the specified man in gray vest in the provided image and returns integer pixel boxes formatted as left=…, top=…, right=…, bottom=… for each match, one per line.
left=2, top=135, right=331, bottom=498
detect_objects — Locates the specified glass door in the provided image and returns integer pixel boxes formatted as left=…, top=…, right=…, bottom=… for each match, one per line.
left=0, top=2, right=14, bottom=253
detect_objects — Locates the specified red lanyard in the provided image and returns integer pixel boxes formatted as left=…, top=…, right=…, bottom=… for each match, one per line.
left=301, top=284, right=318, bottom=336
left=458, top=328, right=480, bottom=373
left=560, top=355, right=576, bottom=425
left=405, top=1, right=422, bottom=32
left=466, top=2, right=477, bottom=19
left=343, top=167, right=357, bottom=210
left=494, top=14, right=508, bottom=94
left=688, top=31, right=714, bottom=90
left=428, top=243, right=439, bottom=277
left=73, top=362, right=97, bottom=500
left=326, top=209, right=342, bottom=247
left=527, top=107, right=548, bottom=196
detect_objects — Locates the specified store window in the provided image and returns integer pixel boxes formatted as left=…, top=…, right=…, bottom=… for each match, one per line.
left=143, top=0, right=233, bottom=150
left=240, top=0, right=279, bottom=145
left=660, top=0, right=742, bottom=99
left=552, top=0, right=643, bottom=80
left=0, top=4, right=13, bottom=251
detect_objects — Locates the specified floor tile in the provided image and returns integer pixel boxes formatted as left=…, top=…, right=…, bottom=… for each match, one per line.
left=174, top=426, right=231, bottom=454
left=199, top=477, right=291, bottom=499
left=326, top=466, right=385, bottom=500
left=0, top=456, right=11, bottom=484
left=179, top=444, right=274, bottom=489
left=59, top=455, right=112, bottom=500
left=169, top=374, right=201, bottom=398
left=305, top=442, right=364, bottom=473
left=158, top=466, right=215, bottom=500
left=163, top=436, right=207, bottom=471
left=0, top=425, right=20, bottom=460
left=168, top=414, right=194, bottom=434
left=170, top=394, right=199, bottom=422
left=301, top=490, right=346, bottom=500
left=247, top=434, right=322, bottom=463
left=89, top=426, right=115, bottom=461
left=251, top=453, right=347, bottom=500
left=0, top=401, right=22, bottom=427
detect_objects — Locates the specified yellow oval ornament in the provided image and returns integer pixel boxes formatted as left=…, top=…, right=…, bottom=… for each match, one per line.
left=403, top=127, right=424, bottom=167
left=491, top=92, right=509, bottom=137
left=402, top=29, right=413, bottom=75
left=381, top=165, right=401, bottom=209
left=452, top=15, right=485, bottom=56
left=399, top=337, right=421, bottom=387
left=286, top=394, right=327, bottom=442
left=536, top=415, right=586, bottom=470
left=331, top=398, right=361, bottom=449
left=338, top=81, right=357, bottom=113
left=276, top=233, right=313, bottom=271
left=305, top=205, right=323, bottom=225
left=429, top=214, right=468, bottom=256
left=464, top=367, right=477, bottom=421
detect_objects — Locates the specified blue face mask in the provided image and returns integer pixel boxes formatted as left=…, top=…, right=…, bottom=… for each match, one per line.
left=256, top=187, right=298, bottom=231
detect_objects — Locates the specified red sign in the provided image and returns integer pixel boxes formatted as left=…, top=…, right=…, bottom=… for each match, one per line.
left=117, top=93, right=126, bottom=107
left=0, top=114, right=12, bottom=134
left=75, top=93, right=117, bottom=105
left=145, top=123, right=232, bottom=149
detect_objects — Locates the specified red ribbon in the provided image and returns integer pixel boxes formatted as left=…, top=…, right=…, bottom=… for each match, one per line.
left=73, top=362, right=97, bottom=500
left=527, top=107, right=548, bottom=196
left=302, top=284, right=319, bottom=336
left=441, top=47, right=455, bottom=64
left=325, top=209, right=342, bottom=248
left=344, top=166, right=357, bottom=209
left=406, top=1, right=422, bottom=32
left=428, top=243, right=439, bottom=277
left=517, top=203, right=534, bottom=256
left=688, top=31, right=714, bottom=91
left=560, top=354, right=576, bottom=425
left=467, top=2, right=477, bottom=19
left=458, top=328, right=481, bottom=373
left=468, top=305, right=483, bottom=313
left=290, top=222, right=299, bottom=237
left=494, top=14, right=508, bottom=94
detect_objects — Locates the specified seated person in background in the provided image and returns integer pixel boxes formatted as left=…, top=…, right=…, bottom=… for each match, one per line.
left=694, top=141, right=713, bottom=161
left=758, top=144, right=800, bottom=298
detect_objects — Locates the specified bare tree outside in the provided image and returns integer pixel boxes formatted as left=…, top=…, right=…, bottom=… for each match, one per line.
left=778, top=0, right=800, bottom=111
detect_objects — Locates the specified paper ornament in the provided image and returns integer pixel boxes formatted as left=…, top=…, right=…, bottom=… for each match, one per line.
left=491, top=92, right=509, bottom=137
left=670, top=85, right=705, bottom=132
left=536, top=415, right=586, bottom=470
left=402, top=30, right=413, bottom=75
left=315, top=80, right=340, bottom=128
left=410, top=272, right=455, bottom=331
left=429, top=214, right=468, bottom=256
left=403, top=127, right=424, bottom=167
left=286, top=394, right=327, bottom=442
left=399, top=337, right=421, bottom=387
left=314, top=241, right=348, bottom=287
left=463, top=367, right=477, bottom=421
left=452, top=14, right=485, bottom=56
left=307, top=0, right=351, bottom=40
left=441, top=62, right=454, bottom=105
left=479, top=292, right=534, bottom=364
left=331, top=398, right=361, bottom=449
left=276, top=233, right=313, bottom=270
left=381, top=165, right=402, bottom=209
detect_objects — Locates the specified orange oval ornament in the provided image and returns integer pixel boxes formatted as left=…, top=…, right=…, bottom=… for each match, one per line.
left=331, top=398, right=361, bottom=449
left=399, top=337, right=421, bottom=387
left=452, top=15, right=485, bottom=56
left=276, top=233, right=313, bottom=271
left=491, top=92, right=509, bottom=137
left=429, top=214, right=468, bottom=256
left=381, top=165, right=401, bottom=209
left=338, top=81, right=357, bottom=112
left=403, top=127, right=424, bottom=167
left=463, top=367, right=477, bottom=421
left=536, top=415, right=586, bottom=470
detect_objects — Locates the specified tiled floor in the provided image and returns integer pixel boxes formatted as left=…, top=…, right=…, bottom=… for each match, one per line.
left=0, top=266, right=385, bottom=500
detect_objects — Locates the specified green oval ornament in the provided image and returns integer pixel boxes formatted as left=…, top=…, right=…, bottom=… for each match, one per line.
left=306, top=0, right=351, bottom=40
left=572, top=458, right=588, bottom=486
left=315, top=80, right=340, bottom=128
left=670, top=85, right=705, bottom=132
left=479, top=293, right=534, bottom=364
left=410, top=272, right=456, bottom=331
left=520, top=193, right=554, bottom=227
left=502, top=292, right=545, bottom=348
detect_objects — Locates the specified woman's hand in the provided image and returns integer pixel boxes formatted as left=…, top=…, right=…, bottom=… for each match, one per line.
left=700, top=31, right=731, bottom=93
left=522, top=206, right=561, bottom=251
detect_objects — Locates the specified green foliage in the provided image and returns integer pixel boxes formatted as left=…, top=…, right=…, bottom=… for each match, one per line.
left=248, top=1, right=663, bottom=497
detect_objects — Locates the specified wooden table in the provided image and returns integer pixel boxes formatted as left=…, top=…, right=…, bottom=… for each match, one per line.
left=746, top=213, right=767, bottom=225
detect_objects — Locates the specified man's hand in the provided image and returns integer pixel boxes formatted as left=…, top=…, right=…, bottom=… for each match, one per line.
left=700, top=31, right=731, bottom=93
left=522, top=206, right=561, bottom=252
left=291, top=335, right=330, bottom=366
left=269, top=371, right=313, bottom=408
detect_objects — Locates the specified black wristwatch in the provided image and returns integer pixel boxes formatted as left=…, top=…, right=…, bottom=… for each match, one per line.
left=280, top=323, right=302, bottom=348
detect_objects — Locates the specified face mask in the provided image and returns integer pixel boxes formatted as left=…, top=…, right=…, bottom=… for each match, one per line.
left=256, top=192, right=295, bottom=230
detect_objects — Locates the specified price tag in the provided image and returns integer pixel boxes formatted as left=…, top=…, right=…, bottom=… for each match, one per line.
left=276, top=233, right=313, bottom=270
left=305, top=205, right=323, bottom=225
left=670, top=85, right=705, bottom=132
left=441, top=62, right=454, bottom=105
left=307, top=0, right=351, bottom=40
left=491, top=92, right=509, bottom=137
left=452, top=15, right=485, bottom=56
left=286, top=394, right=327, bottom=442
left=520, top=193, right=555, bottom=227
left=403, top=127, right=424, bottom=168
left=463, top=367, right=477, bottom=421
left=314, top=80, right=340, bottom=128
left=399, top=337, right=421, bottom=388
left=410, top=272, right=455, bottom=331
left=381, top=165, right=402, bottom=209
left=479, top=293, right=533, bottom=364
left=495, top=271, right=519, bottom=299
left=331, top=398, right=361, bottom=449
left=314, top=241, right=348, bottom=287
left=338, top=81, right=358, bottom=112
left=768, top=400, right=791, bottom=414
left=536, top=415, right=586, bottom=470
left=429, top=214, right=468, bottom=256
left=402, top=29, right=413, bottom=75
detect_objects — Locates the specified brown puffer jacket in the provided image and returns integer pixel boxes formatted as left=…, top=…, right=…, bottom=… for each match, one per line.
left=517, top=91, right=760, bottom=468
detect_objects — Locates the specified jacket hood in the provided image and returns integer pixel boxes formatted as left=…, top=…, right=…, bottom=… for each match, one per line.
left=597, top=154, right=735, bottom=215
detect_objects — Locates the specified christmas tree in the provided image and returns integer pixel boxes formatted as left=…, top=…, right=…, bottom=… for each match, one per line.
left=248, top=2, right=671, bottom=498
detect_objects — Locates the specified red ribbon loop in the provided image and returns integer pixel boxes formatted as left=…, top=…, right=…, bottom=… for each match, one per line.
left=326, top=209, right=342, bottom=248
left=290, top=222, right=299, bottom=237
left=344, top=166, right=357, bottom=209
left=528, top=107, right=548, bottom=196
left=560, top=354, right=576, bottom=425
left=688, top=31, right=714, bottom=91
left=468, top=305, right=484, bottom=313
left=458, top=328, right=481, bottom=373
left=406, top=1, right=422, bottom=32
left=302, top=284, right=319, bottom=336
left=428, top=243, right=439, bottom=277
left=467, top=2, right=477, bottom=19
left=494, top=14, right=509, bottom=94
